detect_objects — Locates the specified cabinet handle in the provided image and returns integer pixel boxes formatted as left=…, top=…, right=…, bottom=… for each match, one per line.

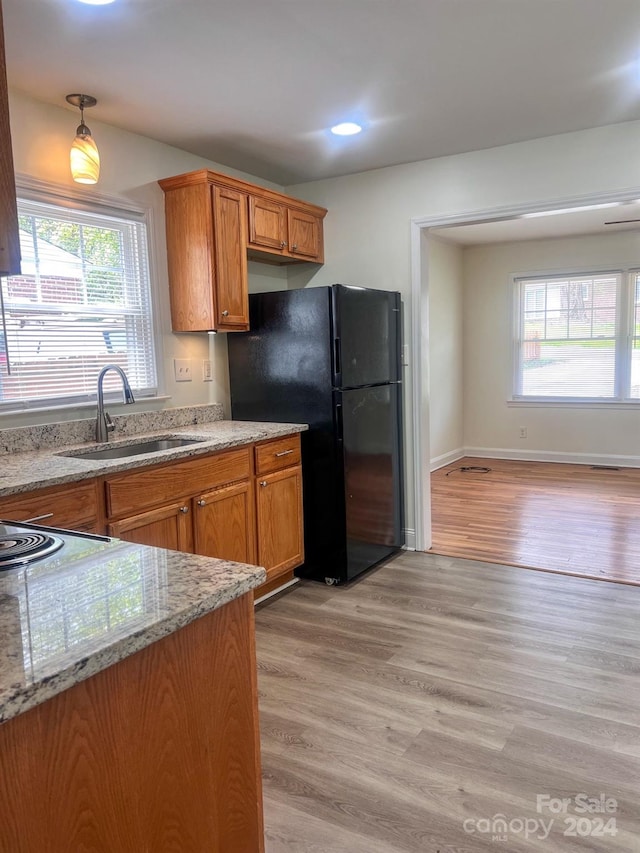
left=259, top=480, right=268, bottom=487
left=23, top=512, right=54, bottom=523
left=275, top=449, right=293, bottom=457
left=197, top=499, right=206, bottom=507
left=291, top=244, right=298, bottom=252
left=221, top=310, right=229, bottom=317
left=179, top=506, right=189, bottom=514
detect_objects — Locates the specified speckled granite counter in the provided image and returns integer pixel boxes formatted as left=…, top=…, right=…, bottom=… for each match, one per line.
left=0, top=413, right=308, bottom=497
left=0, top=531, right=266, bottom=723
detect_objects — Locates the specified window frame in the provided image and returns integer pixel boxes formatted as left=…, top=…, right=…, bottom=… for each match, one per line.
left=0, top=176, right=162, bottom=415
left=510, top=265, right=640, bottom=407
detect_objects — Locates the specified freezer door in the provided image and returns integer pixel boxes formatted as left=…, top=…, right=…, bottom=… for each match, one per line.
left=228, top=287, right=334, bottom=427
left=332, top=285, right=401, bottom=388
left=337, top=384, right=404, bottom=580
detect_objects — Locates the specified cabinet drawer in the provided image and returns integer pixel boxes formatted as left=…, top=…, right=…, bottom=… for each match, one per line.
left=105, top=447, right=251, bottom=518
left=0, top=480, right=99, bottom=529
left=254, top=434, right=301, bottom=476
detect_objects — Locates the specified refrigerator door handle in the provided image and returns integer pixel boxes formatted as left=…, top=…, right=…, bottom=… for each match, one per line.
left=333, top=337, right=341, bottom=381
left=335, top=402, right=343, bottom=442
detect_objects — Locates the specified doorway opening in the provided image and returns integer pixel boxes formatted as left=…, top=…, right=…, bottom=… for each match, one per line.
left=410, top=190, right=640, bottom=583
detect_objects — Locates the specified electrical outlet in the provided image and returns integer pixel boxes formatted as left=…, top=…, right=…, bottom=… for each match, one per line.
left=519, top=426, right=527, bottom=439
left=202, top=359, right=213, bottom=382
left=173, top=358, right=192, bottom=382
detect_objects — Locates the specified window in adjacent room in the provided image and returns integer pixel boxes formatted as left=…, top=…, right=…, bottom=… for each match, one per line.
left=513, top=269, right=640, bottom=402
left=0, top=195, right=157, bottom=412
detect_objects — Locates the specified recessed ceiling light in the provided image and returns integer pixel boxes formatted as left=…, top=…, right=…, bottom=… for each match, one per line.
left=330, top=122, right=362, bottom=136
left=76, top=0, right=116, bottom=5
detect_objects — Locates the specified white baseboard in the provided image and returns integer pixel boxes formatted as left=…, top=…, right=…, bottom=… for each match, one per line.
left=403, top=528, right=416, bottom=550
left=430, top=448, right=465, bottom=471
left=254, top=577, right=299, bottom=605
left=463, top=446, right=640, bottom=468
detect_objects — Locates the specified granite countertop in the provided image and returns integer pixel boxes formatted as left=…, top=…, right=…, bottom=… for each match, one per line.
left=0, top=408, right=308, bottom=497
left=0, top=532, right=266, bottom=723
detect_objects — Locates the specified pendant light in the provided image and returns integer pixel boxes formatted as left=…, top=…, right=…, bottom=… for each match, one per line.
left=66, top=94, right=100, bottom=184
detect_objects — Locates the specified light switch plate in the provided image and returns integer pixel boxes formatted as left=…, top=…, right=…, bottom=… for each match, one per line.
left=202, top=359, right=213, bottom=382
left=174, top=358, right=192, bottom=382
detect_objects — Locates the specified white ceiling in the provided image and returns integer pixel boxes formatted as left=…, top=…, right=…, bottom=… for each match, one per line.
left=5, top=0, right=640, bottom=185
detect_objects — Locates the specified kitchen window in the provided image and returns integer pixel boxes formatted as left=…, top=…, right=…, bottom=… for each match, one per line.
left=0, top=195, right=157, bottom=412
left=513, top=269, right=640, bottom=402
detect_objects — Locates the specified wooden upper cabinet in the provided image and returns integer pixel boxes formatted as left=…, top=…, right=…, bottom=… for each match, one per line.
left=248, top=194, right=324, bottom=263
left=161, top=178, right=248, bottom=332
left=248, top=195, right=287, bottom=253
left=0, top=0, right=20, bottom=277
left=159, top=169, right=326, bottom=332
left=212, top=185, right=249, bottom=330
left=287, top=208, right=323, bottom=261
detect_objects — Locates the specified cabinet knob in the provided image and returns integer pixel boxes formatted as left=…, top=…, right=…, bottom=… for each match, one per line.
left=197, top=498, right=206, bottom=507
left=221, top=309, right=229, bottom=317
left=179, top=506, right=189, bottom=514
left=291, top=244, right=297, bottom=252
left=259, top=480, right=268, bottom=487
left=280, top=240, right=287, bottom=249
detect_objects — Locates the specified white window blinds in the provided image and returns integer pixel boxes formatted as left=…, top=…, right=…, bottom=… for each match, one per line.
left=0, top=197, right=157, bottom=412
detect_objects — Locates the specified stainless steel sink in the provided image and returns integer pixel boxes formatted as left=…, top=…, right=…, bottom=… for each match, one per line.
left=59, top=437, right=203, bottom=461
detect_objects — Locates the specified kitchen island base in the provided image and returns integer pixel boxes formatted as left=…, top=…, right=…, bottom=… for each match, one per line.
left=0, top=591, right=264, bottom=853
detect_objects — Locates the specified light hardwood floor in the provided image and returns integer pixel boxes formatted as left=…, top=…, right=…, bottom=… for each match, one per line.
left=256, top=551, right=640, bottom=852
left=431, top=457, right=640, bottom=585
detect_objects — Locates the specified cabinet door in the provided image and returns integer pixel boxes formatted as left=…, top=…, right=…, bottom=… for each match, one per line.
left=0, top=0, right=20, bottom=276
left=212, top=184, right=249, bottom=330
left=287, top=209, right=323, bottom=262
left=248, top=195, right=287, bottom=253
left=108, top=502, right=193, bottom=552
left=194, top=480, right=256, bottom=564
left=255, top=466, right=303, bottom=578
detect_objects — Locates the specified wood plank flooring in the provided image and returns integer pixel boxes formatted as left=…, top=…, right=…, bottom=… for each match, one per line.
left=431, top=457, right=640, bottom=585
left=255, top=551, right=640, bottom=852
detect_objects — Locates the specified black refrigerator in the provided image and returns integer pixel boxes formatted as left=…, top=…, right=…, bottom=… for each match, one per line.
left=228, top=284, right=404, bottom=584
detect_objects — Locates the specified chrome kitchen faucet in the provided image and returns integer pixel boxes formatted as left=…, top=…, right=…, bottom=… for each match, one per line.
left=95, top=364, right=135, bottom=442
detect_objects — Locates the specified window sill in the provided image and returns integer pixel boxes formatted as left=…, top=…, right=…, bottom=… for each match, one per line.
left=508, top=399, right=640, bottom=410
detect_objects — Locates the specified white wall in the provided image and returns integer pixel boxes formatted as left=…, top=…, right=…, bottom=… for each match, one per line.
left=5, top=89, right=286, bottom=427
left=427, top=237, right=464, bottom=463
left=286, top=119, right=640, bottom=530
left=462, top=230, right=640, bottom=460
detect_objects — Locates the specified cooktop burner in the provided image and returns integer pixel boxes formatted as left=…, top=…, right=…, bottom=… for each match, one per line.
left=0, top=532, right=64, bottom=569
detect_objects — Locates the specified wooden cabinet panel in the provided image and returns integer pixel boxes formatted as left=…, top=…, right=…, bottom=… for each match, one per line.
left=212, top=185, right=249, bottom=330
left=164, top=183, right=215, bottom=332
left=255, top=433, right=301, bottom=476
left=108, top=502, right=193, bottom=552
left=0, top=0, right=20, bottom=277
left=0, top=480, right=99, bottom=530
left=0, top=594, right=265, bottom=853
left=248, top=195, right=287, bottom=252
left=194, top=480, right=256, bottom=564
left=105, top=448, right=251, bottom=517
left=287, top=208, right=323, bottom=262
left=256, top=466, right=303, bottom=578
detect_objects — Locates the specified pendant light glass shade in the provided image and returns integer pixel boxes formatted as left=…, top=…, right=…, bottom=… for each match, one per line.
left=70, top=124, right=100, bottom=184
left=66, top=94, right=100, bottom=185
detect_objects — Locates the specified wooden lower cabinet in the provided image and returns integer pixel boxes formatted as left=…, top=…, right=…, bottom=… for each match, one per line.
left=108, top=501, right=193, bottom=552
left=0, top=480, right=100, bottom=533
left=0, top=593, right=264, bottom=852
left=194, top=479, right=256, bottom=564
left=255, top=465, right=303, bottom=581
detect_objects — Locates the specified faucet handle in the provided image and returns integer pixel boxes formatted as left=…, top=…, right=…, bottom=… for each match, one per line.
left=105, top=412, right=115, bottom=433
